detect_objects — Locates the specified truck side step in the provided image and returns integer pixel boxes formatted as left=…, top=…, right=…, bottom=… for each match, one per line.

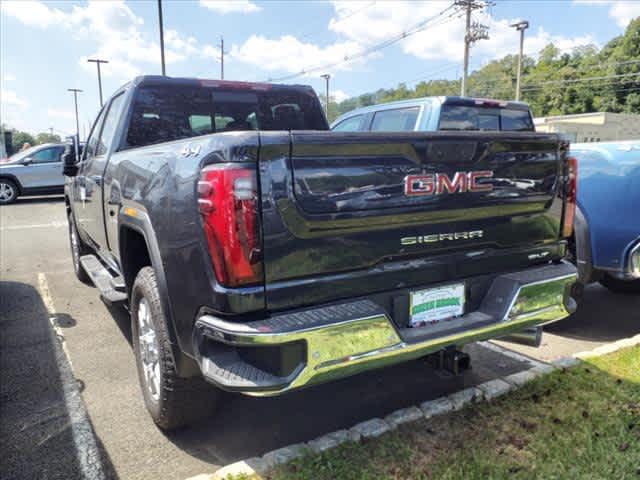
left=79, top=255, right=127, bottom=304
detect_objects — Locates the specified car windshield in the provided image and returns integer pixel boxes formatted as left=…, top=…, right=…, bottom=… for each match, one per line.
left=438, top=105, right=534, bottom=132
left=125, top=85, right=327, bottom=149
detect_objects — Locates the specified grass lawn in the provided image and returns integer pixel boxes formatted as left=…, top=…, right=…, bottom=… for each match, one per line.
left=231, top=346, right=640, bottom=480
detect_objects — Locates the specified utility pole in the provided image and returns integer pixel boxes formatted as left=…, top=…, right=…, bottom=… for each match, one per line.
left=157, top=0, right=166, bottom=75
left=511, top=20, right=529, bottom=101
left=320, top=74, right=331, bottom=115
left=67, top=88, right=82, bottom=141
left=456, top=0, right=489, bottom=96
left=87, top=58, right=109, bottom=107
left=219, top=36, right=225, bottom=80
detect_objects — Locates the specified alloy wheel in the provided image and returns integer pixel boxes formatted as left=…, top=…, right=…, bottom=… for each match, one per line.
left=137, top=297, right=161, bottom=401
left=0, top=182, right=15, bottom=202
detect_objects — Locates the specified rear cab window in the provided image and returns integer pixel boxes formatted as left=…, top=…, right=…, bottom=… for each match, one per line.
left=124, top=84, right=327, bottom=149
left=332, top=115, right=365, bottom=132
left=438, top=104, right=534, bottom=132
left=370, top=107, right=419, bottom=132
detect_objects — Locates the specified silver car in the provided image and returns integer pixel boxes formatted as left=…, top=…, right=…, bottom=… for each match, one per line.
left=0, top=143, right=66, bottom=204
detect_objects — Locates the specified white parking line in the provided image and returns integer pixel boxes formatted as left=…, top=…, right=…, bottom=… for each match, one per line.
left=1, top=221, right=67, bottom=231
left=37, top=272, right=106, bottom=480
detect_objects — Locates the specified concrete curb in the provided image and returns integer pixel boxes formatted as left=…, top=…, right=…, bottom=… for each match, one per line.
left=189, top=335, right=640, bottom=480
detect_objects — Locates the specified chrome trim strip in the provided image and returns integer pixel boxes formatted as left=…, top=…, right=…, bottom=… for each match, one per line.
left=628, top=240, right=640, bottom=278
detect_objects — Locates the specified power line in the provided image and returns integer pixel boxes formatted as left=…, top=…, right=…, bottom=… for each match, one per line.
left=264, top=2, right=462, bottom=83
left=521, top=72, right=640, bottom=90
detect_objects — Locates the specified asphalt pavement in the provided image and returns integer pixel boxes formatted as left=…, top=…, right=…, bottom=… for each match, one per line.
left=1, top=196, right=638, bottom=480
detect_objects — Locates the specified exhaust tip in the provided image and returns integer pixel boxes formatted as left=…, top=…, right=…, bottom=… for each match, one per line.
left=500, top=326, right=543, bottom=347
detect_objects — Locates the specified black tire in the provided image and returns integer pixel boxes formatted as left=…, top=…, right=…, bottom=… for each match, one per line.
left=599, top=274, right=640, bottom=294
left=68, top=213, right=91, bottom=284
left=0, top=178, right=18, bottom=204
left=131, top=266, right=217, bottom=430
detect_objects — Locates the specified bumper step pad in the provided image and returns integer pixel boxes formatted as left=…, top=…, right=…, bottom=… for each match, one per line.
left=199, top=351, right=295, bottom=391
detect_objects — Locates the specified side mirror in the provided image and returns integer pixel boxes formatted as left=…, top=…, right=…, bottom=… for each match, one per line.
left=62, top=144, right=79, bottom=177
left=22, top=157, right=33, bottom=165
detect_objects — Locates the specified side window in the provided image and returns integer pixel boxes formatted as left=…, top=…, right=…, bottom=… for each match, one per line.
left=332, top=115, right=364, bottom=132
left=97, top=94, right=125, bottom=155
left=31, top=146, right=65, bottom=164
left=84, top=107, right=108, bottom=160
left=190, top=114, right=214, bottom=134
left=370, top=107, right=419, bottom=132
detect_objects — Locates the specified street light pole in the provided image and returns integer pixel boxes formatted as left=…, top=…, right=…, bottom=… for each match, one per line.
left=157, top=0, right=166, bottom=75
left=511, top=20, right=529, bottom=101
left=220, top=36, right=225, bottom=80
left=67, top=88, right=82, bottom=141
left=87, top=58, right=109, bottom=107
left=320, top=74, right=331, bottom=115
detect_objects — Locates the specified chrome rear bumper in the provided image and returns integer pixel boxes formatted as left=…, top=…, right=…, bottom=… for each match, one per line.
left=194, top=261, right=577, bottom=396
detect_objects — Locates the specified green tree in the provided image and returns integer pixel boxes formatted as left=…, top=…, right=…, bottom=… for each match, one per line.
left=11, top=130, right=36, bottom=152
left=332, top=16, right=640, bottom=119
left=35, top=132, right=62, bottom=144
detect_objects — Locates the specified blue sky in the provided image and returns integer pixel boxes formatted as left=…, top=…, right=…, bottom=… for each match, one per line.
left=1, top=0, right=638, bottom=137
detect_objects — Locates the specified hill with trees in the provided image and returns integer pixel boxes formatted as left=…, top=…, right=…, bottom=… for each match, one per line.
left=325, top=17, right=640, bottom=122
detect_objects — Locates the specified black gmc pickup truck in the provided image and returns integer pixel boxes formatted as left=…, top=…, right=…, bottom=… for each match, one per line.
left=64, top=76, right=578, bottom=430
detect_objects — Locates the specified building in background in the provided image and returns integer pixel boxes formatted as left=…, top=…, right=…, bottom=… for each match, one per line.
left=534, top=112, right=640, bottom=143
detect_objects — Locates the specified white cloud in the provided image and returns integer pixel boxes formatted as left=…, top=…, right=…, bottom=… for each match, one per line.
left=47, top=108, right=75, bottom=120
left=230, top=35, right=363, bottom=77
left=0, top=0, right=66, bottom=28
left=231, top=1, right=596, bottom=80
left=3, top=0, right=218, bottom=80
left=1, top=89, right=28, bottom=108
left=610, top=2, right=640, bottom=27
left=199, top=0, right=261, bottom=14
left=331, top=1, right=596, bottom=62
left=332, top=89, right=350, bottom=103
left=574, top=0, right=640, bottom=28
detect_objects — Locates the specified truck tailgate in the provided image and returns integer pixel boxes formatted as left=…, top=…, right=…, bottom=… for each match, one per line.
left=259, top=131, right=566, bottom=310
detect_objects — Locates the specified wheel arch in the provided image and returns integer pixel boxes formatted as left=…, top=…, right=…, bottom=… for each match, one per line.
left=0, top=174, right=22, bottom=194
left=119, top=213, right=200, bottom=377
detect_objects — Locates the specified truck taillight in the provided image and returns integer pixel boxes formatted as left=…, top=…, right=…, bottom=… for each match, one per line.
left=562, top=156, right=578, bottom=238
left=198, top=164, right=262, bottom=287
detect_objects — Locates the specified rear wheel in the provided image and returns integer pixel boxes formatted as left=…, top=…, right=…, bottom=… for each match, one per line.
left=68, top=213, right=91, bottom=284
left=0, top=179, right=18, bottom=204
left=599, top=274, right=640, bottom=294
left=131, top=266, right=217, bottom=430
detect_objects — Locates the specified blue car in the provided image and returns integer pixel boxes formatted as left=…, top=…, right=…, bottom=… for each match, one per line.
left=571, top=141, right=640, bottom=293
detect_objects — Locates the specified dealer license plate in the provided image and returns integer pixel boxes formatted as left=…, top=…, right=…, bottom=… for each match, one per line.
left=409, top=283, right=465, bottom=327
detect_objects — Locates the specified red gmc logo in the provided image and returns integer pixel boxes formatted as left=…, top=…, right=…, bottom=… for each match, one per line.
left=404, top=171, right=494, bottom=196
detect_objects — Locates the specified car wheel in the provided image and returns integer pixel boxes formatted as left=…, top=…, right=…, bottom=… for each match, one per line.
left=131, top=266, right=218, bottom=430
left=0, top=179, right=18, bottom=204
left=599, top=274, right=640, bottom=294
left=68, top=213, right=91, bottom=284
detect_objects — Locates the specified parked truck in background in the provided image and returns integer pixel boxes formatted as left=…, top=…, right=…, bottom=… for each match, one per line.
left=63, top=76, right=578, bottom=430
left=331, top=96, right=535, bottom=133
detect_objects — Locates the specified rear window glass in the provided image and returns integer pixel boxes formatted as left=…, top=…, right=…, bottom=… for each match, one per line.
left=439, top=105, right=533, bottom=131
left=125, top=85, right=326, bottom=149
left=370, top=107, right=419, bottom=132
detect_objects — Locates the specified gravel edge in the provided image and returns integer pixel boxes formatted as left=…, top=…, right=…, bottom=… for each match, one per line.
left=191, top=333, right=640, bottom=480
